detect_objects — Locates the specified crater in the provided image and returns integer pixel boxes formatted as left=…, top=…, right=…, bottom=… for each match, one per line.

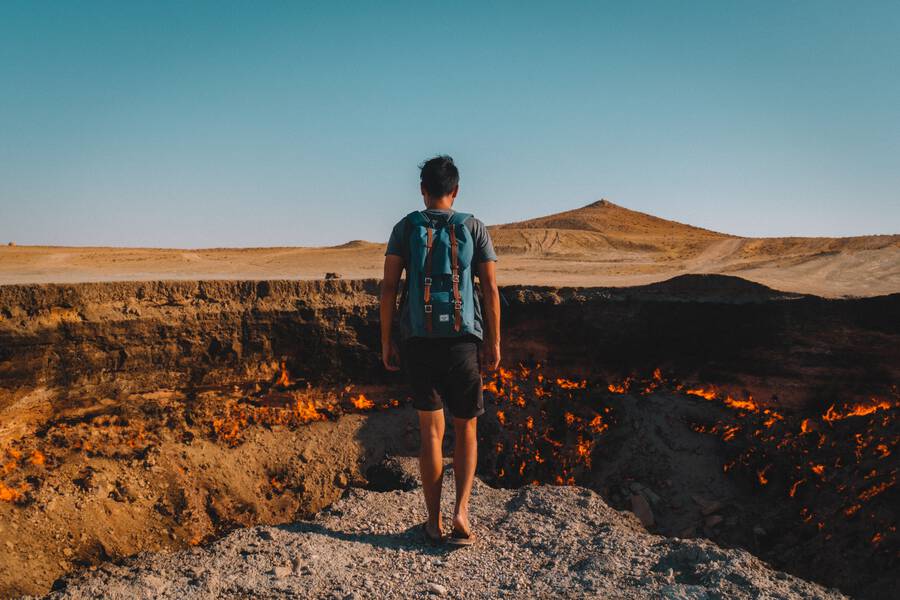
left=0, top=275, right=897, bottom=599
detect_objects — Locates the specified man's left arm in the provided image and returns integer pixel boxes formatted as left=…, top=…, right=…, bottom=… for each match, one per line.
left=380, top=254, right=404, bottom=371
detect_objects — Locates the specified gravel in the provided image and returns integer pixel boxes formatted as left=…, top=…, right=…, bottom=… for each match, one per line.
left=37, top=459, right=846, bottom=599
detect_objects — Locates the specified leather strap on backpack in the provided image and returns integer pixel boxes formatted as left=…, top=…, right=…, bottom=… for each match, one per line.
left=423, top=225, right=434, bottom=333
left=449, top=225, right=462, bottom=332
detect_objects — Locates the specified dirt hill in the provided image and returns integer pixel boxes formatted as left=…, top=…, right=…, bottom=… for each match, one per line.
left=490, top=199, right=730, bottom=258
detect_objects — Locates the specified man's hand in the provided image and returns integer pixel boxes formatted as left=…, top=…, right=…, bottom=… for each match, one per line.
left=482, top=341, right=501, bottom=371
left=382, top=340, right=401, bottom=372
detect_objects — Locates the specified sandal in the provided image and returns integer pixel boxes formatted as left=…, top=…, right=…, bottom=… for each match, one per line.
left=446, top=526, right=475, bottom=546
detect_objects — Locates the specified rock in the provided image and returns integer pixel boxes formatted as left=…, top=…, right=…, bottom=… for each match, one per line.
left=426, top=582, right=448, bottom=595
left=335, top=472, right=349, bottom=488
left=273, top=565, right=292, bottom=578
left=324, top=272, right=342, bottom=280
left=630, top=494, right=655, bottom=528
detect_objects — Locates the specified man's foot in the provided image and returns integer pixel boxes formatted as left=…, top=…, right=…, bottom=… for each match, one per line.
left=447, top=514, right=475, bottom=546
left=423, top=520, right=443, bottom=543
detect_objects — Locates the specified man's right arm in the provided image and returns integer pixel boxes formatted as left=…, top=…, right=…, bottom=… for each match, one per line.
left=476, top=260, right=501, bottom=370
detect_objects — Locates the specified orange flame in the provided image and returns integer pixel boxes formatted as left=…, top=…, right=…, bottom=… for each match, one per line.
left=822, top=399, right=894, bottom=422
left=350, top=394, right=374, bottom=410
left=274, top=360, right=291, bottom=387
left=29, top=450, right=46, bottom=466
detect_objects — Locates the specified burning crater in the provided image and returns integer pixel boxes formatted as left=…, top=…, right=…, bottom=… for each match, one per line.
left=0, top=276, right=898, bottom=598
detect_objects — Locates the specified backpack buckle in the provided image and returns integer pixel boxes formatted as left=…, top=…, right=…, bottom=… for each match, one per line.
left=453, top=300, right=462, bottom=309
left=424, top=277, right=432, bottom=286
left=424, top=304, right=433, bottom=313
left=451, top=274, right=460, bottom=283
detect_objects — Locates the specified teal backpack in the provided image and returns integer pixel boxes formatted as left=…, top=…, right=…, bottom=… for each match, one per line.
left=400, top=210, right=478, bottom=339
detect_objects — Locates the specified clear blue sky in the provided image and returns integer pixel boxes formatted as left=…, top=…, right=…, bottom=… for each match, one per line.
left=1, top=1, right=898, bottom=247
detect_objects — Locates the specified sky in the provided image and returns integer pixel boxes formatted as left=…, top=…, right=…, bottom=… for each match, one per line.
left=1, top=1, right=898, bottom=247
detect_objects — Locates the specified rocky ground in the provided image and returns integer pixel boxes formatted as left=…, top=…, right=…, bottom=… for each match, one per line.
left=37, top=459, right=847, bottom=600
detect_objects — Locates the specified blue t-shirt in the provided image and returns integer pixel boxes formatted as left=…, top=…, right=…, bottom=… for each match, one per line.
left=385, top=209, right=498, bottom=340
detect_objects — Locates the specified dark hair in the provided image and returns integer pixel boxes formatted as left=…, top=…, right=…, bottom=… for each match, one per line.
left=419, top=155, right=459, bottom=198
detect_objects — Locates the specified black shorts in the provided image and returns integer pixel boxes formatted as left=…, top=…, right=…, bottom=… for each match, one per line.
left=401, top=336, right=485, bottom=419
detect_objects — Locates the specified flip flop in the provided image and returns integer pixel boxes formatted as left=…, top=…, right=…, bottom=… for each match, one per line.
left=421, top=522, right=444, bottom=544
left=446, top=527, right=475, bottom=546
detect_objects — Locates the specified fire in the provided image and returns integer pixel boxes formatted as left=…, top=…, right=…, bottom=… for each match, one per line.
left=211, top=390, right=327, bottom=446
left=857, top=479, right=894, bottom=502
left=29, top=450, right=46, bottom=466
left=822, top=399, right=894, bottom=422
left=811, top=464, right=825, bottom=476
left=686, top=387, right=717, bottom=400
left=0, top=482, right=28, bottom=503
left=723, top=395, right=759, bottom=412
left=607, top=377, right=632, bottom=394
left=350, top=394, right=374, bottom=410
left=789, top=479, right=805, bottom=497
left=482, top=362, right=611, bottom=487
left=274, top=360, right=291, bottom=387
left=557, top=378, right=586, bottom=390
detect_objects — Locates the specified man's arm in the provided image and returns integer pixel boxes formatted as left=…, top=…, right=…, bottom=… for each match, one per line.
left=380, top=254, right=404, bottom=371
left=476, top=260, right=501, bottom=370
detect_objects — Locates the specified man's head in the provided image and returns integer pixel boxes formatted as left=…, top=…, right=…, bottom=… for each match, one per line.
left=419, top=155, right=459, bottom=208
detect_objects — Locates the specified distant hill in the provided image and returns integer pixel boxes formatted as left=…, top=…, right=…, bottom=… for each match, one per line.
left=489, top=199, right=729, bottom=258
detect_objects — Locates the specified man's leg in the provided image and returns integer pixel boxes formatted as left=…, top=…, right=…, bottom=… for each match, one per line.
left=418, top=409, right=445, bottom=536
left=452, top=416, right=477, bottom=536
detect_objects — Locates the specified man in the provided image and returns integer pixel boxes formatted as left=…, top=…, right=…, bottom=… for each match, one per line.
left=380, top=155, right=500, bottom=546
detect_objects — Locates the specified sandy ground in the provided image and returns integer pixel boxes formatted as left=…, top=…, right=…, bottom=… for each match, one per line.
left=2, top=201, right=897, bottom=297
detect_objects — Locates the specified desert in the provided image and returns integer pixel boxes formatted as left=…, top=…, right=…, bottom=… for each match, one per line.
left=1, top=201, right=897, bottom=599
left=3, top=200, right=899, bottom=298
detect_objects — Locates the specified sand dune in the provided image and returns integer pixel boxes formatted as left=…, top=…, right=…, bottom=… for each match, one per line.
left=1, top=200, right=897, bottom=297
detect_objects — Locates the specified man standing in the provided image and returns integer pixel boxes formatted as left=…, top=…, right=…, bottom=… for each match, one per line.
left=380, top=155, right=500, bottom=546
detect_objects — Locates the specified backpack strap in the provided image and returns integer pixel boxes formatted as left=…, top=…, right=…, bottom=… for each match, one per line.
left=449, top=224, right=462, bottom=332
left=423, top=223, right=434, bottom=333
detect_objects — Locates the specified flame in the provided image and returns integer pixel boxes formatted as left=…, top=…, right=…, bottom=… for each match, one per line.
left=858, top=479, right=894, bottom=502
left=757, top=464, right=771, bottom=486
left=350, top=394, right=374, bottom=410
left=822, top=399, right=894, bottom=422
left=556, top=378, right=586, bottom=390
left=274, top=360, right=291, bottom=387
left=29, top=450, right=45, bottom=466
left=724, top=395, right=759, bottom=412
left=789, top=479, right=805, bottom=497
left=496, top=410, right=506, bottom=425
left=0, top=482, right=28, bottom=503
left=686, top=387, right=717, bottom=400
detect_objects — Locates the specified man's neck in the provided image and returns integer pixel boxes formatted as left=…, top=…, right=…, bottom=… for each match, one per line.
left=424, top=196, right=454, bottom=210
